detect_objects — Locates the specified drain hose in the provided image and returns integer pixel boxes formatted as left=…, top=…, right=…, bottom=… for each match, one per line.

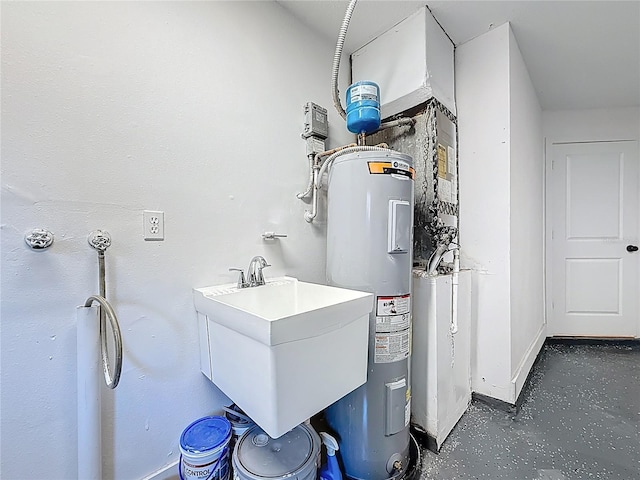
left=84, top=295, right=123, bottom=389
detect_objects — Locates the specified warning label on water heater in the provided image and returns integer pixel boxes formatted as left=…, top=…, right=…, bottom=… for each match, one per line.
left=375, top=330, right=410, bottom=363
left=376, top=294, right=410, bottom=317
left=375, top=294, right=411, bottom=363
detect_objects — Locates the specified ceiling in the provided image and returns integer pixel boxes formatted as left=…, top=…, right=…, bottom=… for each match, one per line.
left=277, top=1, right=640, bottom=111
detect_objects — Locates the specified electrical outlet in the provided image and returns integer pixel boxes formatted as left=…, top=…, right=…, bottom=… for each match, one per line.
left=143, top=210, right=164, bottom=241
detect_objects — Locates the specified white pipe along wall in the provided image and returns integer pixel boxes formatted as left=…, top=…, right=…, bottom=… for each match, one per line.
left=77, top=306, right=102, bottom=480
left=0, top=2, right=354, bottom=479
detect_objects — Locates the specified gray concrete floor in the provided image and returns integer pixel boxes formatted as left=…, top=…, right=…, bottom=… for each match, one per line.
left=419, top=342, right=640, bottom=480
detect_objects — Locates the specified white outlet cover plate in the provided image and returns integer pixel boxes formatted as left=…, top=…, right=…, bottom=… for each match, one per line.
left=143, top=210, right=164, bottom=241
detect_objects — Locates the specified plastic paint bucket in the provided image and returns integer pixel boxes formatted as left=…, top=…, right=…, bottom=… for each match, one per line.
left=180, top=416, right=232, bottom=480
left=232, top=423, right=320, bottom=480
left=223, top=404, right=255, bottom=450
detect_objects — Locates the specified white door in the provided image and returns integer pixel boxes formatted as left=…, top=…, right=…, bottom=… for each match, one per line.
left=549, top=141, right=639, bottom=337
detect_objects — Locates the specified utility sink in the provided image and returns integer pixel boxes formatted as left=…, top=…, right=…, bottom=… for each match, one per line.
left=193, top=276, right=373, bottom=438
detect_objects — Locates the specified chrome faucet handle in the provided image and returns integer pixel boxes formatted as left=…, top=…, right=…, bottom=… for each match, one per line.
left=255, top=262, right=271, bottom=286
left=229, top=268, right=248, bottom=289
left=262, top=232, right=287, bottom=240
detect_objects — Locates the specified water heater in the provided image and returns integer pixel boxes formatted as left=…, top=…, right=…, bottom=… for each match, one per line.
left=325, top=150, right=414, bottom=480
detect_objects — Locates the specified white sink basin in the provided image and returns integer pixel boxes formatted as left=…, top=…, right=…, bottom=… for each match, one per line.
left=194, top=276, right=373, bottom=346
left=193, top=276, right=373, bottom=438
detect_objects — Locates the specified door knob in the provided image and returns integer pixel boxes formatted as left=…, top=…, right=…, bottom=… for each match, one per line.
left=627, top=245, right=639, bottom=252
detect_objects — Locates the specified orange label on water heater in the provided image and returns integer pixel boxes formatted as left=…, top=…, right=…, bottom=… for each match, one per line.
left=368, top=161, right=414, bottom=179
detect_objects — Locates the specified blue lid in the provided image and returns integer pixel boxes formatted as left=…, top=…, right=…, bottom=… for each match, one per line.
left=180, top=416, right=231, bottom=454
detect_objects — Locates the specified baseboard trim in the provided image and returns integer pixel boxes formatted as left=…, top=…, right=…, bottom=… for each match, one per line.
left=471, top=391, right=517, bottom=414
left=546, top=337, right=640, bottom=347
left=473, top=336, right=639, bottom=416
left=411, top=424, right=439, bottom=453
left=511, top=324, right=547, bottom=402
left=141, top=459, right=179, bottom=480
left=472, top=345, right=543, bottom=415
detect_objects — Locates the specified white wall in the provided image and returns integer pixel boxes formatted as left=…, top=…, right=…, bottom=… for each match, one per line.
left=508, top=28, right=545, bottom=395
left=457, top=23, right=512, bottom=401
left=543, top=107, right=640, bottom=141
left=457, top=23, right=544, bottom=404
left=0, top=2, right=352, bottom=479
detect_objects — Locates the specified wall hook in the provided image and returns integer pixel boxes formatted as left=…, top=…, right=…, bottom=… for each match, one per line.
left=24, top=228, right=54, bottom=250
left=88, top=230, right=111, bottom=252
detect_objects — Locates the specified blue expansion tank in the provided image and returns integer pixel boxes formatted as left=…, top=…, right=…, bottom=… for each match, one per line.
left=346, top=81, right=381, bottom=134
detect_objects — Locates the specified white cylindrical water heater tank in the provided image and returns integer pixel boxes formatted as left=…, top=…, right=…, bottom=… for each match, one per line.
left=325, top=150, right=414, bottom=480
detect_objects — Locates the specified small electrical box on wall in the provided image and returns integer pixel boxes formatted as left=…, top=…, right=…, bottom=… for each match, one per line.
left=302, top=102, right=328, bottom=139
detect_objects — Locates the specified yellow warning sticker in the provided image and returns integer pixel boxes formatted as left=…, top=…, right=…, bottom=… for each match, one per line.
left=437, top=144, right=447, bottom=179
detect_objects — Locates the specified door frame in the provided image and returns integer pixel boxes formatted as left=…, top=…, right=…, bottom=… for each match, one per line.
left=544, top=138, right=640, bottom=338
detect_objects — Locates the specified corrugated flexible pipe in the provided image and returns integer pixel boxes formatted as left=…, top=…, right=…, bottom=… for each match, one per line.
left=304, top=145, right=389, bottom=223
left=378, top=117, right=415, bottom=131
left=426, top=243, right=448, bottom=276
left=316, top=145, right=389, bottom=187
left=332, top=0, right=358, bottom=120
left=299, top=145, right=358, bottom=200
left=331, top=0, right=414, bottom=134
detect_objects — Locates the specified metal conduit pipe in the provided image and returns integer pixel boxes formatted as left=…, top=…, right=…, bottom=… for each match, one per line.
left=304, top=168, right=320, bottom=223
left=331, top=0, right=415, bottom=139
left=316, top=145, right=389, bottom=185
left=317, top=143, right=359, bottom=163
left=378, top=117, right=415, bottom=131
left=297, top=154, right=316, bottom=199
left=299, top=145, right=357, bottom=200
left=303, top=143, right=360, bottom=222
left=331, top=0, right=358, bottom=119
left=86, top=230, right=123, bottom=389
left=426, top=243, right=448, bottom=276
left=78, top=230, right=124, bottom=480
left=305, top=145, right=389, bottom=223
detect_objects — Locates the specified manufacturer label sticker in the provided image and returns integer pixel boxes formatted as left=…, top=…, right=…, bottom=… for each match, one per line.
left=350, top=84, right=378, bottom=101
left=368, top=161, right=415, bottom=179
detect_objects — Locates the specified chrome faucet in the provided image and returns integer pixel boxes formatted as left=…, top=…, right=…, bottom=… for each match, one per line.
left=247, top=256, right=270, bottom=287
left=229, top=256, right=271, bottom=288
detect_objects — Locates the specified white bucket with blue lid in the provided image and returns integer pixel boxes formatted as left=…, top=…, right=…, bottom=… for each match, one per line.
left=180, top=415, right=232, bottom=480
